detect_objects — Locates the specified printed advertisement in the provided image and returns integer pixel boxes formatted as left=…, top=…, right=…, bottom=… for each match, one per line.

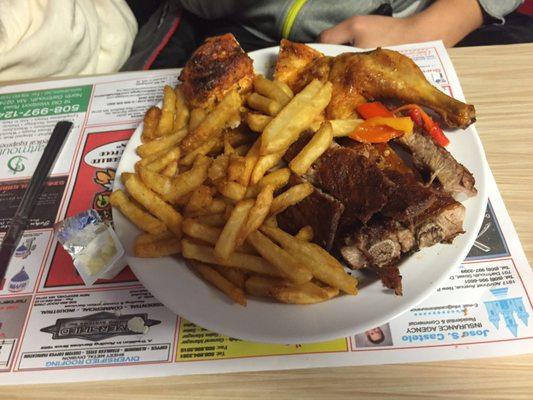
left=16, top=288, right=177, bottom=371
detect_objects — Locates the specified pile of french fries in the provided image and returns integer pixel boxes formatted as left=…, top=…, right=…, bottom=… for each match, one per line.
left=111, top=75, right=359, bottom=307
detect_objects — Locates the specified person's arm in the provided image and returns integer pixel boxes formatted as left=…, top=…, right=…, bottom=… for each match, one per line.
left=318, top=0, right=484, bottom=48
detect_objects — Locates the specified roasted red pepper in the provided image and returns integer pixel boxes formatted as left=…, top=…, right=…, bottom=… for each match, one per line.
left=408, top=107, right=423, bottom=127
left=356, top=102, right=394, bottom=119
left=393, top=104, right=449, bottom=147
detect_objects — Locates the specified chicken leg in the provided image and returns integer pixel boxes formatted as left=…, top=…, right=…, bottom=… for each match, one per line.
left=339, top=48, right=475, bottom=129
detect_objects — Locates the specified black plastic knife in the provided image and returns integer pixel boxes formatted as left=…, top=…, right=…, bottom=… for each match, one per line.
left=0, top=121, right=72, bottom=285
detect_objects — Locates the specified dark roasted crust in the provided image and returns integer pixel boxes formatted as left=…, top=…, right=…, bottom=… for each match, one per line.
left=381, top=170, right=437, bottom=223
left=315, top=146, right=395, bottom=226
left=179, top=33, right=253, bottom=109
left=277, top=175, right=344, bottom=250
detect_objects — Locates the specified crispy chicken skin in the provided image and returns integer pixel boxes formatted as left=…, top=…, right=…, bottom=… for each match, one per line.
left=275, top=41, right=476, bottom=129
left=274, top=39, right=330, bottom=93
left=326, top=53, right=367, bottom=119
left=179, top=33, right=254, bottom=109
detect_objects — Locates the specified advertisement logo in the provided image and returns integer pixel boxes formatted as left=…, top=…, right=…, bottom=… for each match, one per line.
left=7, top=155, right=27, bottom=175
left=8, top=266, right=30, bottom=293
left=41, top=312, right=161, bottom=341
left=15, top=237, right=36, bottom=259
left=484, top=287, right=530, bottom=337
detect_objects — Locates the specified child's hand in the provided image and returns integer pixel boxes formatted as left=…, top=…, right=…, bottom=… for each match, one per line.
left=318, top=0, right=483, bottom=48
left=318, top=15, right=416, bottom=48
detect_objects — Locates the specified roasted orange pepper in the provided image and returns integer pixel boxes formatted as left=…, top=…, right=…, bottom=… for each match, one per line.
left=349, top=116, right=413, bottom=144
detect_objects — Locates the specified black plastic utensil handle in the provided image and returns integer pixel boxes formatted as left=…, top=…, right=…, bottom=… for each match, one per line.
left=0, top=120, right=73, bottom=282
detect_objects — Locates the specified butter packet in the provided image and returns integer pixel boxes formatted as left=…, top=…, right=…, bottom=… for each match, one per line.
left=55, top=210, right=125, bottom=286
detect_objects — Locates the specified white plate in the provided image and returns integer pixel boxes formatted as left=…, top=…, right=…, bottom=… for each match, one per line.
left=113, top=44, right=488, bottom=344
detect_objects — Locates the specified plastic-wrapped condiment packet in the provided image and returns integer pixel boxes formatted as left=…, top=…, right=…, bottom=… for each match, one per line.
left=55, top=210, right=125, bottom=286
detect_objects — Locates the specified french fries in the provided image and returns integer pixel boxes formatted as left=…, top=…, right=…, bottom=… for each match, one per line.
left=110, top=189, right=167, bottom=234
left=134, top=236, right=181, bottom=257
left=214, top=199, right=254, bottom=260
left=180, top=133, right=223, bottom=166
left=259, top=80, right=332, bottom=155
left=217, top=180, right=247, bottom=201
left=250, top=150, right=285, bottom=185
left=137, top=129, right=187, bottom=158
left=208, top=154, right=229, bottom=182
left=185, top=185, right=213, bottom=213
left=143, top=147, right=181, bottom=173
left=181, top=90, right=242, bottom=152
left=195, top=213, right=226, bottom=227
left=259, top=167, right=291, bottom=189
left=165, top=155, right=210, bottom=202
left=192, top=261, right=246, bottom=306
left=124, top=175, right=183, bottom=237
left=289, top=121, right=333, bottom=176
left=237, top=140, right=260, bottom=186
left=142, top=106, right=162, bottom=142
left=330, top=119, right=363, bottom=137
left=161, top=161, right=178, bottom=177
left=269, top=182, right=314, bottom=216
left=261, top=225, right=357, bottom=295
left=253, top=75, right=291, bottom=106
left=138, top=167, right=172, bottom=197
left=295, top=225, right=313, bottom=242
left=246, top=231, right=312, bottom=284
left=213, top=265, right=247, bottom=289
left=112, top=71, right=363, bottom=308
left=247, top=93, right=282, bottom=116
left=245, top=112, right=272, bottom=133
left=245, top=276, right=338, bottom=304
left=182, top=218, right=221, bottom=245
left=227, top=154, right=246, bottom=182
left=182, top=239, right=281, bottom=277
left=157, top=85, right=177, bottom=136
left=272, top=80, right=294, bottom=98
left=263, top=215, right=278, bottom=227
left=186, top=198, right=226, bottom=218
left=174, top=86, right=190, bottom=131
left=237, top=185, right=274, bottom=246
left=189, top=108, right=206, bottom=130
left=135, top=231, right=174, bottom=245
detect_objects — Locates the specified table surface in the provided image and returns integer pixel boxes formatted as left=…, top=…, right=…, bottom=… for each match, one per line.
left=2, top=43, right=532, bottom=400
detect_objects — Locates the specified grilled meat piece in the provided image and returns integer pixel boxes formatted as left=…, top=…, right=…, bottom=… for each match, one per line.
left=397, top=129, right=477, bottom=199
left=375, top=265, right=403, bottom=296
left=314, top=145, right=395, bottom=227
left=330, top=48, right=476, bottom=129
left=275, top=41, right=476, bottom=129
left=179, top=33, right=254, bottom=109
left=381, top=170, right=437, bottom=223
left=277, top=176, right=344, bottom=250
left=340, top=217, right=415, bottom=269
left=340, top=190, right=465, bottom=270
